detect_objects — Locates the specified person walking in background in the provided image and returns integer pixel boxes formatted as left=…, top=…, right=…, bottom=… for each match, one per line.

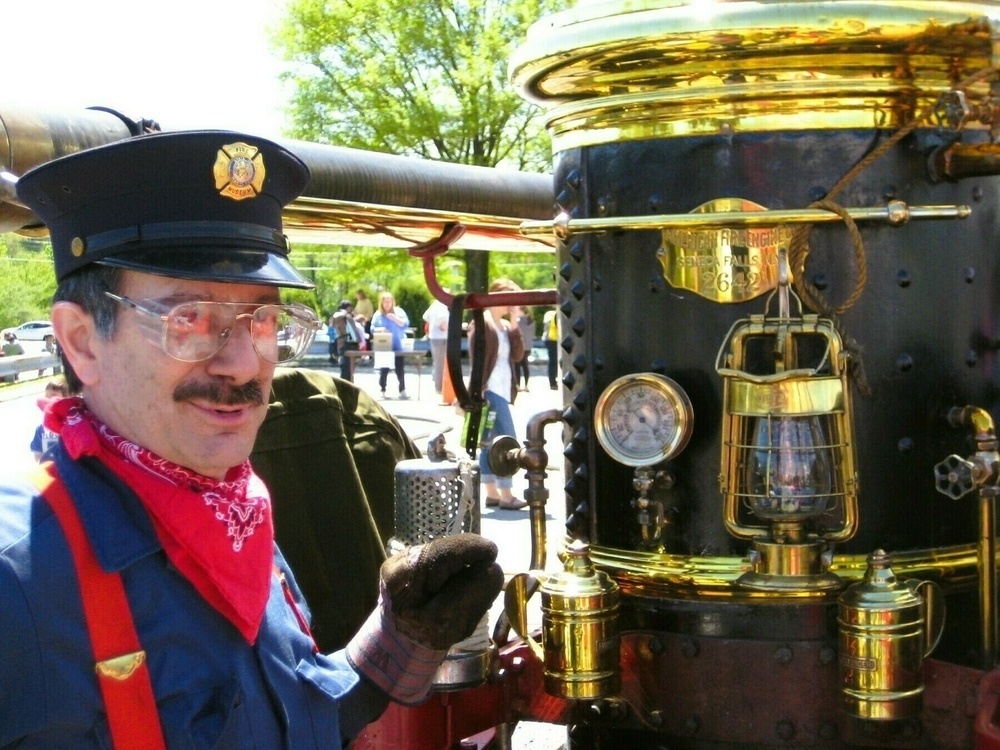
left=371, top=290, right=410, bottom=399
left=354, top=288, right=374, bottom=335
left=543, top=307, right=559, bottom=390
left=468, top=278, right=526, bottom=510
left=326, top=311, right=339, bottom=366
left=331, top=299, right=366, bottom=382
left=39, top=334, right=62, bottom=377
left=422, top=298, right=450, bottom=397
left=514, top=306, right=534, bottom=391
left=30, top=376, right=69, bottom=461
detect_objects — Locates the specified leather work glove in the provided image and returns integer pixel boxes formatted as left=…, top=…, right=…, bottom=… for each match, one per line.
left=381, top=534, right=504, bottom=650
left=346, top=534, right=503, bottom=705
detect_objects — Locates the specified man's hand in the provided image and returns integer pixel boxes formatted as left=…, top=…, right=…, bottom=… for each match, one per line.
left=381, top=535, right=503, bottom=650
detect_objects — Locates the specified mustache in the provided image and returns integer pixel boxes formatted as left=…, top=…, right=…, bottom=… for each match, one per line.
left=173, top=379, right=266, bottom=407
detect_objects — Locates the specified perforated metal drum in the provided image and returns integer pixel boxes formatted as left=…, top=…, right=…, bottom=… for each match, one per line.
left=392, top=435, right=480, bottom=546
left=391, top=435, right=491, bottom=689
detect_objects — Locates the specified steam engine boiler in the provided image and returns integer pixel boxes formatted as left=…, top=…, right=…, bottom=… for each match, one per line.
left=500, top=0, right=1000, bottom=746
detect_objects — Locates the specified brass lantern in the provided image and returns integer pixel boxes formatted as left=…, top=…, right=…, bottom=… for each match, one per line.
left=717, top=280, right=858, bottom=591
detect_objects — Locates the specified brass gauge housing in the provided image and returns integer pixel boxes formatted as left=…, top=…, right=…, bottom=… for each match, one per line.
left=594, top=373, right=694, bottom=467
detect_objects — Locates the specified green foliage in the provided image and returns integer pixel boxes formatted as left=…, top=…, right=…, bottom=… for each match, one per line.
left=273, top=0, right=569, bottom=298
left=291, top=244, right=427, bottom=319
left=0, top=235, right=57, bottom=328
left=274, top=0, right=568, bottom=172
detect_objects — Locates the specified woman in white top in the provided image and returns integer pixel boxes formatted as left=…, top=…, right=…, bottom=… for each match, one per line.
left=467, top=279, right=526, bottom=510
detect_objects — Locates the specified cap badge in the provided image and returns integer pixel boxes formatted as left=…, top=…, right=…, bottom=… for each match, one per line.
left=213, top=142, right=266, bottom=201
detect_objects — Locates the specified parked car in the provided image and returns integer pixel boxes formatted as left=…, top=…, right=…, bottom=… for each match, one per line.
left=1, top=320, right=54, bottom=341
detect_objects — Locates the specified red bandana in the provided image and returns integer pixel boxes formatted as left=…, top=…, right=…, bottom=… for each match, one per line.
left=46, top=397, right=273, bottom=643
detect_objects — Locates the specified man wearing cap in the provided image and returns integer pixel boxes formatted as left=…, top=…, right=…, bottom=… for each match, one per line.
left=0, top=131, right=503, bottom=748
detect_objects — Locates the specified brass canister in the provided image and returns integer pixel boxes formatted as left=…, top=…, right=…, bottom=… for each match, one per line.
left=837, top=549, right=945, bottom=720
left=540, top=539, right=621, bottom=699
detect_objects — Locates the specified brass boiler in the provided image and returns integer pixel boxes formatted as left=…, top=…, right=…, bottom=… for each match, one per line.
left=509, top=0, right=1000, bottom=746
left=838, top=550, right=945, bottom=721
left=511, top=0, right=1000, bottom=552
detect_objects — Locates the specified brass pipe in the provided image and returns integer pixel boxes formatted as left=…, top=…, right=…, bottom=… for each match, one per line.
left=520, top=201, right=971, bottom=240
left=980, top=488, right=999, bottom=669
left=588, top=543, right=985, bottom=598
left=487, top=408, right=565, bottom=571
left=521, top=409, right=565, bottom=572
left=487, top=409, right=564, bottom=648
left=946, top=405, right=1000, bottom=668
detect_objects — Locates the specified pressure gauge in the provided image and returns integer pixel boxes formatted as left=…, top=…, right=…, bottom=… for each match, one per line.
left=594, top=373, right=694, bottom=467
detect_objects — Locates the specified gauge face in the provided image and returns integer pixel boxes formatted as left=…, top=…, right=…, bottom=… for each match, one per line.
left=594, top=373, right=693, bottom=467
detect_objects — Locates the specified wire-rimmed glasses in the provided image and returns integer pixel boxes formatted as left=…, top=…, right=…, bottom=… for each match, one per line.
left=105, top=292, right=321, bottom=364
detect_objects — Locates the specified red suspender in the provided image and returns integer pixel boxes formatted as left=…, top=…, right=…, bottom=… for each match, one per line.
left=32, top=463, right=166, bottom=750
left=275, top=565, right=320, bottom=654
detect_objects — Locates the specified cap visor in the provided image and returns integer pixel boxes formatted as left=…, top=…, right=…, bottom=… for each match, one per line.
left=98, top=247, right=314, bottom=289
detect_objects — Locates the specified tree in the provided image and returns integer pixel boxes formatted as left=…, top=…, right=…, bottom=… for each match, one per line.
left=0, top=235, right=57, bottom=329
left=273, top=0, right=567, bottom=293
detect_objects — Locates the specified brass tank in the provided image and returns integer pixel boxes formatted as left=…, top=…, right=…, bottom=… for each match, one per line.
left=510, top=0, right=1000, bottom=746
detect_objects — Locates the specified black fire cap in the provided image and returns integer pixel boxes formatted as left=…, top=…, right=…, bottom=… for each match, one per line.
left=15, top=130, right=314, bottom=289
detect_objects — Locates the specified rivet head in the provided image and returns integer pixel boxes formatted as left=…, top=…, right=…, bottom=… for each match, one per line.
left=775, top=719, right=796, bottom=741
left=774, top=645, right=793, bottom=665
left=71, top=237, right=85, bottom=257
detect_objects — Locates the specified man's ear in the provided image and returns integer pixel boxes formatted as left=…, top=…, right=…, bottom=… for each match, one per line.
left=51, top=301, right=102, bottom=386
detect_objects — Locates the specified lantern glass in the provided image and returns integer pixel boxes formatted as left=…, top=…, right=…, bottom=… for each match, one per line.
left=745, top=413, right=834, bottom=520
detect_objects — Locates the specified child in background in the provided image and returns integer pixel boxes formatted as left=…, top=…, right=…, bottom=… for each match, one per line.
left=30, top=376, right=68, bottom=461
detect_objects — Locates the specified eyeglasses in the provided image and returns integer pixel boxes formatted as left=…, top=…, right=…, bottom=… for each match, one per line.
left=105, top=292, right=322, bottom=364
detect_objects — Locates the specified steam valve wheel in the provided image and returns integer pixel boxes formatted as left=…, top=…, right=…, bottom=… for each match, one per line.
left=934, top=454, right=976, bottom=500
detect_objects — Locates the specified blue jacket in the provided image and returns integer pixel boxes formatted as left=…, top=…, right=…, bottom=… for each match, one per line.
left=370, top=307, right=410, bottom=351
left=0, top=445, right=387, bottom=748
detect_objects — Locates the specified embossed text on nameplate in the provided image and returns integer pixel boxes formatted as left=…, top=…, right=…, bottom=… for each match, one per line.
left=657, top=198, right=785, bottom=303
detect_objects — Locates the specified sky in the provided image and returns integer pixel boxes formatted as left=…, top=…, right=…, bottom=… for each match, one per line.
left=5, top=0, right=292, bottom=139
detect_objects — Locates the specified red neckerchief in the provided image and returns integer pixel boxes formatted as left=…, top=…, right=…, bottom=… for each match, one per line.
left=45, top=397, right=273, bottom=643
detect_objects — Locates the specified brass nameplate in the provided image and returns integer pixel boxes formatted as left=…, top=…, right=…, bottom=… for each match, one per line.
left=658, top=198, right=785, bottom=303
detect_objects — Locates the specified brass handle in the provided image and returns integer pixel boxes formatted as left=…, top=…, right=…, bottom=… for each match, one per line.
left=503, top=571, right=545, bottom=660
left=912, top=579, right=946, bottom=657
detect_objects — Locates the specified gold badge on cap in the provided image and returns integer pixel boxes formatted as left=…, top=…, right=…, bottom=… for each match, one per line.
left=214, top=142, right=266, bottom=201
